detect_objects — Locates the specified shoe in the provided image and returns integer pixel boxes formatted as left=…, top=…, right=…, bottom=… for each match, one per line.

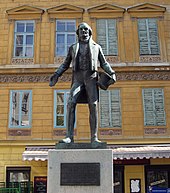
left=91, top=138, right=101, bottom=144
left=59, top=137, right=73, bottom=144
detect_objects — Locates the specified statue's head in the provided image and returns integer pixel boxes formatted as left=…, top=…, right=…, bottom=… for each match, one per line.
left=76, top=22, right=92, bottom=42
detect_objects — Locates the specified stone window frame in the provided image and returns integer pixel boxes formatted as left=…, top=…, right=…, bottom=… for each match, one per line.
left=87, top=3, right=126, bottom=64
left=47, top=4, right=84, bottom=65
left=6, top=5, right=44, bottom=65
left=127, top=3, right=167, bottom=63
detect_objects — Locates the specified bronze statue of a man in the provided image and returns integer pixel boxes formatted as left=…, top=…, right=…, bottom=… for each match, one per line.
left=49, top=22, right=116, bottom=144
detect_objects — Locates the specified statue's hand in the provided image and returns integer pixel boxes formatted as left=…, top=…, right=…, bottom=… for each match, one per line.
left=49, top=73, right=59, bottom=87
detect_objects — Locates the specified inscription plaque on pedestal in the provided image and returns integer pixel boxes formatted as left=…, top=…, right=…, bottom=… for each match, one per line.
left=60, top=163, right=100, bottom=186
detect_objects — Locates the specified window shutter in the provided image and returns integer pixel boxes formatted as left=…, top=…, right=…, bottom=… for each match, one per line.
left=110, top=89, right=121, bottom=127
left=138, top=19, right=160, bottom=55
left=99, top=90, right=110, bottom=127
left=99, top=89, right=121, bottom=128
left=97, top=19, right=118, bottom=55
left=97, top=19, right=107, bottom=55
left=148, top=19, right=160, bottom=55
left=108, top=19, right=118, bottom=56
left=143, top=88, right=166, bottom=126
left=138, top=19, right=149, bottom=55
left=153, top=89, right=166, bottom=126
left=143, top=89, right=155, bottom=126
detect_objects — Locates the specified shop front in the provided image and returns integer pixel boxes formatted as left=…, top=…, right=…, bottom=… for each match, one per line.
left=22, top=144, right=170, bottom=193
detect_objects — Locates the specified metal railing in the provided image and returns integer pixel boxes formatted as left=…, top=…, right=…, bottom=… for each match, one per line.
left=0, top=188, right=20, bottom=193
left=0, top=182, right=33, bottom=193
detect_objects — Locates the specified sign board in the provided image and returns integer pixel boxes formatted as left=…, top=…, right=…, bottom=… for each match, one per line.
left=34, top=176, right=47, bottom=193
left=60, top=163, right=100, bottom=186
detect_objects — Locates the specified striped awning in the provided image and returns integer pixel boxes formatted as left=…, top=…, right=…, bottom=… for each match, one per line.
left=22, top=144, right=170, bottom=161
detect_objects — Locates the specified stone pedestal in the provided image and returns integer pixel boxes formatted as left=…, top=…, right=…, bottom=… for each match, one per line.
left=47, top=149, right=113, bottom=193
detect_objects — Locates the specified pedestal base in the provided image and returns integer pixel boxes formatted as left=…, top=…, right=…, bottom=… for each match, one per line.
left=48, top=149, right=113, bottom=193
left=56, top=142, right=107, bottom=149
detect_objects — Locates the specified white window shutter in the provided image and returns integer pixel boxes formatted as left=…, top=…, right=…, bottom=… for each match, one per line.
left=138, top=18, right=160, bottom=55
left=110, top=89, right=121, bottom=127
left=143, top=89, right=155, bottom=126
left=153, top=89, right=166, bottom=126
left=99, top=90, right=121, bottom=128
left=97, top=19, right=118, bottom=55
left=99, top=90, right=110, bottom=127
left=143, top=88, right=166, bottom=126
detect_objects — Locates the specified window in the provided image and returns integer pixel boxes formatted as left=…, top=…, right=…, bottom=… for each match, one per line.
left=47, top=4, right=84, bottom=63
left=6, top=167, right=32, bottom=193
left=6, top=5, right=44, bottom=64
left=138, top=18, right=160, bottom=55
left=142, top=88, right=166, bottom=126
left=145, top=165, right=170, bottom=193
left=6, top=167, right=31, bottom=183
left=14, top=20, right=34, bottom=58
left=9, top=90, right=32, bottom=128
left=127, top=3, right=166, bottom=62
left=99, top=89, right=121, bottom=128
left=56, top=20, right=76, bottom=56
left=54, top=90, right=70, bottom=128
left=114, top=166, right=124, bottom=193
left=97, top=19, right=118, bottom=56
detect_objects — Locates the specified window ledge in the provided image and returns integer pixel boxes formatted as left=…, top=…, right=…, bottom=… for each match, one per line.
left=144, top=127, right=167, bottom=135
left=8, top=129, right=31, bottom=136
left=11, top=58, right=34, bottom=65
left=139, top=55, right=161, bottom=63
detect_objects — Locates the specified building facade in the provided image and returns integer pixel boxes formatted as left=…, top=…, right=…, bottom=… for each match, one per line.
left=0, top=0, right=170, bottom=193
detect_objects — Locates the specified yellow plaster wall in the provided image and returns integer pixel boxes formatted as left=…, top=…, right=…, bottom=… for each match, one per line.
left=150, top=158, right=170, bottom=165
left=0, top=0, right=170, bottom=185
left=125, top=165, right=145, bottom=193
left=0, top=145, right=47, bottom=182
left=1, top=80, right=170, bottom=143
left=0, top=0, right=169, bottom=64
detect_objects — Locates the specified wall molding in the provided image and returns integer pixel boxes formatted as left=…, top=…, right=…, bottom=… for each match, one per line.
left=1, top=71, right=170, bottom=83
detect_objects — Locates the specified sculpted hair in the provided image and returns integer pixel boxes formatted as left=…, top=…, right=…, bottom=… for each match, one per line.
left=76, top=22, right=92, bottom=36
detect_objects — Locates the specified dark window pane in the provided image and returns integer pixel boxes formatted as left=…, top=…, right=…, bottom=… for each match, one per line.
left=67, top=34, right=75, bottom=44
left=26, top=23, right=34, bottom=32
left=57, top=105, right=64, bottom=114
left=57, top=34, right=65, bottom=44
left=57, top=21, right=65, bottom=32
left=15, top=47, right=23, bottom=57
left=17, top=23, right=25, bottom=32
left=67, top=22, right=76, bottom=32
left=25, top=47, right=33, bottom=57
left=56, top=116, right=64, bottom=126
left=26, top=35, right=33, bottom=45
left=16, top=35, right=23, bottom=45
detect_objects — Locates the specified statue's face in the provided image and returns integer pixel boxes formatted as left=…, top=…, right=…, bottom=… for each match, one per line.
left=78, top=23, right=90, bottom=42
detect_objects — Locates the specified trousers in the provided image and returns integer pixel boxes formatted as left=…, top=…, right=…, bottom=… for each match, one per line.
left=66, top=70, right=99, bottom=142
